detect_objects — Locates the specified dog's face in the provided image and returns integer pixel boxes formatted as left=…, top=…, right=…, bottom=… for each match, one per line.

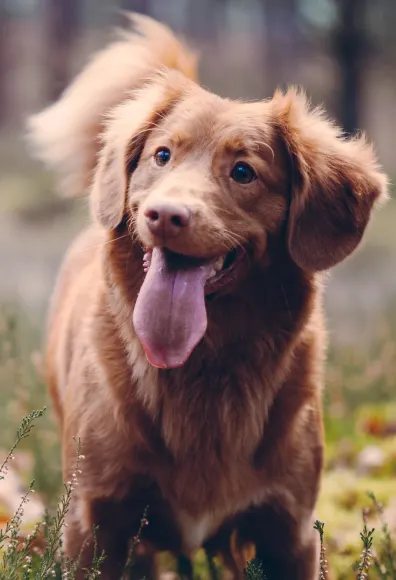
left=130, top=94, right=288, bottom=269
left=91, top=71, right=386, bottom=369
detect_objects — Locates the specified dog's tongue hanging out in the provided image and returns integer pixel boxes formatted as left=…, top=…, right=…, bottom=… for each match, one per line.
left=133, top=248, right=213, bottom=369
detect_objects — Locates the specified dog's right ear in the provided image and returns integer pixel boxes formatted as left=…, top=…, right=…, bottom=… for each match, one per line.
left=91, top=74, right=186, bottom=229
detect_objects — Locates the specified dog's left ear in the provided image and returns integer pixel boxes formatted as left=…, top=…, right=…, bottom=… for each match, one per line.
left=272, top=89, right=388, bottom=272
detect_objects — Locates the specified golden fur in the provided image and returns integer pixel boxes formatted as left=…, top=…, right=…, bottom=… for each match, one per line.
left=28, top=13, right=388, bottom=580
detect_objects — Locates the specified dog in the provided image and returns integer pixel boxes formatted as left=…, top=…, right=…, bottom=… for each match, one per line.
left=27, top=13, right=387, bottom=580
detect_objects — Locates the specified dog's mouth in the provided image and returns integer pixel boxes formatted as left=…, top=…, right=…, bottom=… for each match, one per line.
left=132, top=246, right=249, bottom=369
left=142, top=246, right=246, bottom=294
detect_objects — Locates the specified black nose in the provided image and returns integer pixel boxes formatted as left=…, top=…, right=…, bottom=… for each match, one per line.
left=144, top=202, right=191, bottom=239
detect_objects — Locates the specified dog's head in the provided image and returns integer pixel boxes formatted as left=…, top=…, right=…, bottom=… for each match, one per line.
left=91, top=71, right=387, bottom=369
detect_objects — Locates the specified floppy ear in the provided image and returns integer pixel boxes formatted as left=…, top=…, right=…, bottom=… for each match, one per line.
left=272, top=89, right=388, bottom=272
left=91, top=73, right=187, bottom=229
left=90, top=140, right=127, bottom=230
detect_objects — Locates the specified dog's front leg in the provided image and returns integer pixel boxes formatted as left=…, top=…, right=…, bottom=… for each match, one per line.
left=228, top=503, right=320, bottom=580
left=254, top=527, right=319, bottom=580
left=63, top=495, right=133, bottom=580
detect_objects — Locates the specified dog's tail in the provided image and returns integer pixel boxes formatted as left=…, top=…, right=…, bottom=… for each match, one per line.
left=27, top=13, right=198, bottom=197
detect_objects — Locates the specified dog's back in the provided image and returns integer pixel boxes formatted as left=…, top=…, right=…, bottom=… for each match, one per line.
left=45, top=227, right=103, bottom=423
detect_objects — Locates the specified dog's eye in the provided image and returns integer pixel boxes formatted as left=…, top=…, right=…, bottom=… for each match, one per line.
left=231, top=162, right=257, bottom=184
left=154, top=147, right=171, bottom=166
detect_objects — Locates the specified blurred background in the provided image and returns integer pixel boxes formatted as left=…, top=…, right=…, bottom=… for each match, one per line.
left=0, top=1, right=396, bottom=578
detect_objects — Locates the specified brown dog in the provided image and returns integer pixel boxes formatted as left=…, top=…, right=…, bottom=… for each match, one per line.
left=28, top=13, right=387, bottom=580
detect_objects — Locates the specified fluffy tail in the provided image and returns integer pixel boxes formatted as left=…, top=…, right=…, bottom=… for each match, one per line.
left=27, top=13, right=198, bottom=197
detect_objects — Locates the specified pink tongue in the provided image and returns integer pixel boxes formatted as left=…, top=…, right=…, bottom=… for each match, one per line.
left=133, top=248, right=212, bottom=369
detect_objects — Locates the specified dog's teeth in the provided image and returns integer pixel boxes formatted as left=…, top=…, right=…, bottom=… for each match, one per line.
left=214, top=256, right=225, bottom=272
left=207, top=269, right=216, bottom=280
left=143, top=250, right=152, bottom=273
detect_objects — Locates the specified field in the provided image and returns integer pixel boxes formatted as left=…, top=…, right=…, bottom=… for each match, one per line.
left=0, top=134, right=395, bottom=578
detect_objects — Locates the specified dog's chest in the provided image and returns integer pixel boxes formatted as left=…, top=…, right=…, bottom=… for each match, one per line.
left=172, top=474, right=269, bottom=554
left=134, top=357, right=273, bottom=552
left=158, top=447, right=269, bottom=553
left=177, top=511, right=217, bottom=554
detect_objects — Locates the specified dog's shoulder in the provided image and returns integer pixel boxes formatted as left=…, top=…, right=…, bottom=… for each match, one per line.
left=46, top=226, right=106, bottom=415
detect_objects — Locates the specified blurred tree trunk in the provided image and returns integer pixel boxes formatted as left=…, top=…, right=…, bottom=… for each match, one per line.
left=121, top=0, right=151, bottom=14
left=0, top=0, right=10, bottom=127
left=44, top=0, right=79, bottom=103
left=333, top=0, right=367, bottom=134
left=262, top=0, right=301, bottom=94
left=188, top=0, right=220, bottom=42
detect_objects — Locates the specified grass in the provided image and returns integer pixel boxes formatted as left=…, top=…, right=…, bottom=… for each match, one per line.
left=0, top=409, right=107, bottom=578
left=0, top=410, right=395, bottom=578
left=0, top=308, right=61, bottom=506
left=318, top=308, right=396, bottom=579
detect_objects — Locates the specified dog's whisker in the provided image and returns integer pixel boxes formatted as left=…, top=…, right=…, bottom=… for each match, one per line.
left=74, top=233, right=132, bottom=255
left=218, top=229, right=247, bottom=249
left=280, top=283, right=292, bottom=321
left=135, top=119, right=173, bottom=139
left=254, top=141, right=275, bottom=161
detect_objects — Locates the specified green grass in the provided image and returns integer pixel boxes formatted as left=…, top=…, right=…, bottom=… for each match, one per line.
left=0, top=308, right=61, bottom=506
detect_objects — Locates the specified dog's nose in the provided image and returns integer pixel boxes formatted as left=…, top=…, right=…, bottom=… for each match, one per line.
left=144, top=203, right=191, bottom=239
